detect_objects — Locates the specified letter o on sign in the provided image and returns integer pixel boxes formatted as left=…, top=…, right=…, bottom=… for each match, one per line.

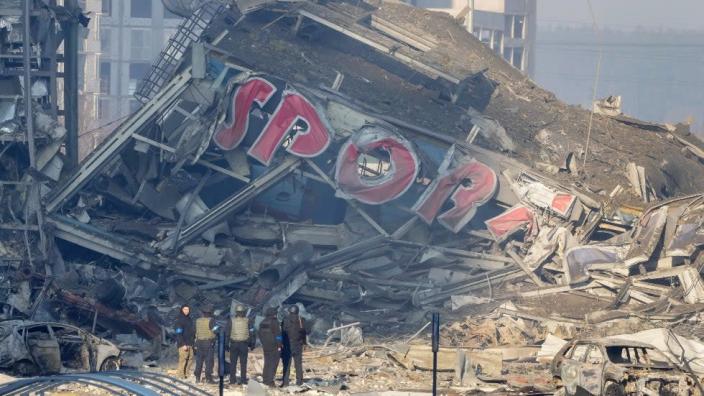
left=335, top=126, right=420, bottom=205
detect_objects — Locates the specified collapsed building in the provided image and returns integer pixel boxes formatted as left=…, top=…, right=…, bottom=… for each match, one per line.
left=2, top=0, right=704, bottom=393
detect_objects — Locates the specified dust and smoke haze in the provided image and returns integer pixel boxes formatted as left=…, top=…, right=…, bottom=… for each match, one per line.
left=535, top=0, right=704, bottom=134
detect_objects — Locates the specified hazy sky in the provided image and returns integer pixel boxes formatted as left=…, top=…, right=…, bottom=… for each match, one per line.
left=538, top=0, right=704, bottom=31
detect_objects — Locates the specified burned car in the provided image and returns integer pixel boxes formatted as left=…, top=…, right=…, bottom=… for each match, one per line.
left=0, top=320, right=121, bottom=376
left=551, top=338, right=699, bottom=395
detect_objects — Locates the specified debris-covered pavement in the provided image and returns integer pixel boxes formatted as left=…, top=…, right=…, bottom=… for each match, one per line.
left=2, top=0, right=704, bottom=394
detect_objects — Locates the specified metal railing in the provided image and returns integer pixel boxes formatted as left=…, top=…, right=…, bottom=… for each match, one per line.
left=133, top=1, right=224, bottom=104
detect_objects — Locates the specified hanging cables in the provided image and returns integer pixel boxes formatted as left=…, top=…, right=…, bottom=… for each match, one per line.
left=582, top=0, right=603, bottom=170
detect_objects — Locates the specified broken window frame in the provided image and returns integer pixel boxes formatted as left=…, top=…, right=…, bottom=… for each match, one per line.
left=50, top=325, right=90, bottom=371
left=586, top=346, right=604, bottom=365
left=570, top=343, right=590, bottom=362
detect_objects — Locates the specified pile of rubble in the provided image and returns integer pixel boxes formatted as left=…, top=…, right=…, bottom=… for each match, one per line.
left=2, top=0, right=704, bottom=392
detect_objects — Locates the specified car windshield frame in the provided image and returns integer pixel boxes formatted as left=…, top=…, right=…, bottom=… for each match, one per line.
left=605, top=345, right=674, bottom=368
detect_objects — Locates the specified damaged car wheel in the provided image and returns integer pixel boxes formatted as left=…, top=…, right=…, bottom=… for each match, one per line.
left=604, top=382, right=625, bottom=396
left=99, top=356, right=120, bottom=372
left=13, top=360, right=38, bottom=377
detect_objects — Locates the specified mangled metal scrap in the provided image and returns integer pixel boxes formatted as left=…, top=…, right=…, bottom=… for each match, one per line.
left=0, top=320, right=121, bottom=376
left=552, top=338, right=700, bottom=396
left=3, top=0, right=704, bottom=386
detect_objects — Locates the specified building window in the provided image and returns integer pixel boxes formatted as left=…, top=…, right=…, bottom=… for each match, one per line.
left=512, top=47, right=524, bottom=70
left=164, top=7, right=181, bottom=19
left=472, top=27, right=503, bottom=55
left=492, top=30, right=503, bottom=55
left=99, top=62, right=111, bottom=94
left=130, top=29, right=152, bottom=60
left=513, top=16, right=525, bottom=39
left=128, top=63, right=151, bottom=95
left=98, top=98, right=111, bottom=120
left=100, top=27, right=111, bottom=56
left=505, top=15, right=525, bottom=39
left=478, top=29, right=491, bottom=46
left=78, top=54, right=86, bottom=89
left=101, top=0, right=111, bottom=16
left=130, top=0, right=152, bottom=18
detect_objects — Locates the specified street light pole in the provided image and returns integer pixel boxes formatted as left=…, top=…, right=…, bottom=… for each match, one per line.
left=432, top=312, right=440, bottom=396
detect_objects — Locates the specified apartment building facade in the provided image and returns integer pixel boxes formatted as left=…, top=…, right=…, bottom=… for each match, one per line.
left=408, top=0, right=536, bottom=76
left=99, top=0, right=182, bottom=122
left=79, top=0, right=181, bottom=136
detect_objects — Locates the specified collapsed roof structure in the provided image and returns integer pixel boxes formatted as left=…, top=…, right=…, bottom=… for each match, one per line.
left=2, top=0, right=704, bottom=390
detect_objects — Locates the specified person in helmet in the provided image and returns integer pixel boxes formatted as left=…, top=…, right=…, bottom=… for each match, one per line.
left=224, top=304, right=254, bottom=385
left=281, top=304, right=306, bottom=386
left=175, top=304, right=195, bottom=380
left=258, top=306, right=282, bottom=386
left=193, top=304, right=216, bottom=383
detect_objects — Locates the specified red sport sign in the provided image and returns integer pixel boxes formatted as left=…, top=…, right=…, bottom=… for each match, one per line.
left=212, top=76, right=498, bottom=233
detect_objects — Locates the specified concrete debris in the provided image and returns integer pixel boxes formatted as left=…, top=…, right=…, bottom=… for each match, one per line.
left=606, top=328, right=704, bottom=376
left=626, top=162, right=653, bottom=202
left=536, top=334, right=567, bottom=363
left=1, top=0, right=704, bottom=394
left=593, top=95, right=622, bottom=117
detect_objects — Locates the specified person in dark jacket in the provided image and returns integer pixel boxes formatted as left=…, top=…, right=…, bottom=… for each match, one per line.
left=280, top=323, right=291, bottom=383
left=194, top=304, right=216, bottom=383
left=281, top=305, right=306, bottom=386
left=257, top=306, right=281, bottom=386
left=175, top=304, right=195, bottom=380
left=224, top=304, right=255, bottom=385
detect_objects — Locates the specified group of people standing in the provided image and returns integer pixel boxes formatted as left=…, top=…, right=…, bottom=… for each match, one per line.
left=174, top=303, right=306, bottom=387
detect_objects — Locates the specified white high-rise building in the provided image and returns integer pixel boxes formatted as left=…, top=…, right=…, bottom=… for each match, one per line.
left=98, top=0, right=182, bottom=122
left=408, top=0, right=537, bottom=76
left=79, top=0, right=181, bottom=142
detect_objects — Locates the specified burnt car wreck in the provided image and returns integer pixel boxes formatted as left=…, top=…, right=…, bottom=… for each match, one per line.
left=1, top=0, right=704, bottom=393
left=552, top=339, right=700, bottom=396
left=0, top=320, right=120, bottom=376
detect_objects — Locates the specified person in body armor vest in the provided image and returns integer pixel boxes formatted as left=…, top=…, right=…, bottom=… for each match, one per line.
left=224, top=304, right=254, bottom=385
left=257, top=306, right=282, bottom=386
left=193, top=304, right=216, bottom=384
left=281, top=305, right=306, bottom=386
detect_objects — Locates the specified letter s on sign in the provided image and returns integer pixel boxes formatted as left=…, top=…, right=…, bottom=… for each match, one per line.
left=335, top=126, right=420, bottom=205
left=413, top=146, right=497, bottom=233
left=248, top=90, right=332, bottom=165
left=213, top=77, right=277, bottom=151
